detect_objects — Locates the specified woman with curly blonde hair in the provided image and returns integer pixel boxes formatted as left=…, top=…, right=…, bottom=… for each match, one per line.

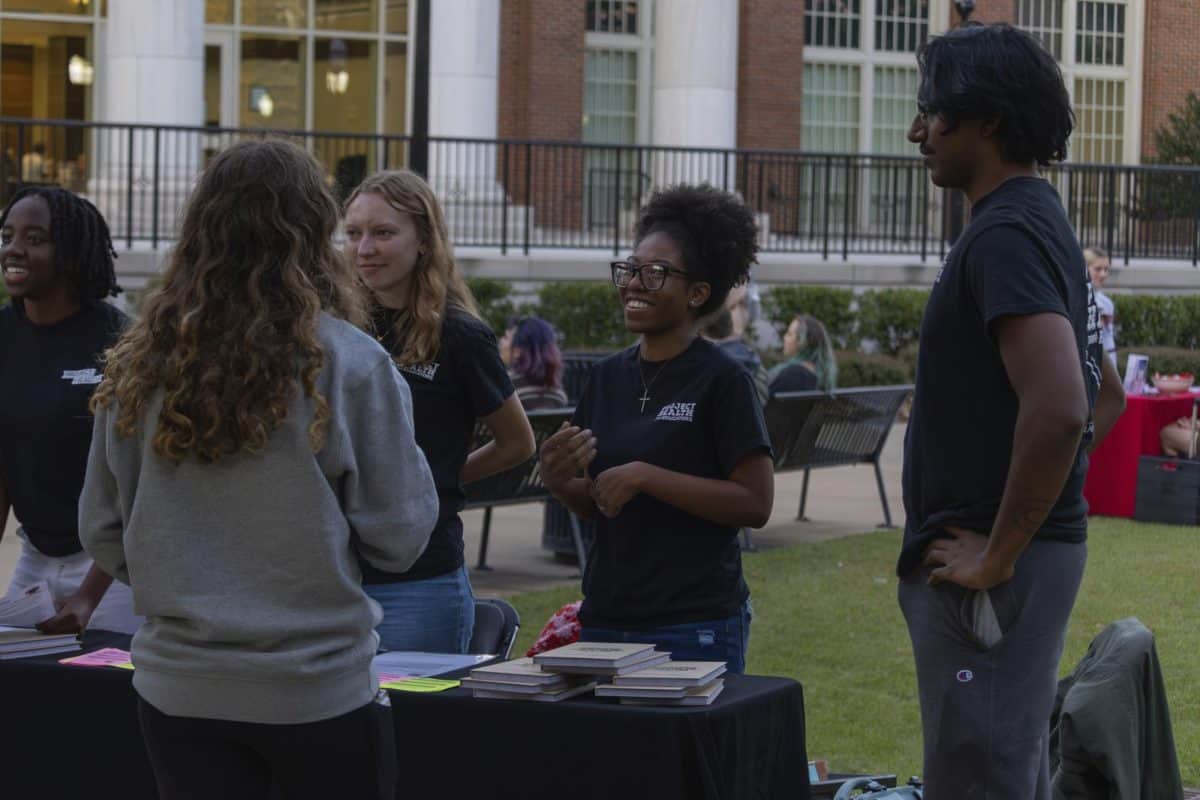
left=344, top=170, right=534, bottom=653
left=79, top=140, right=438, bottom=799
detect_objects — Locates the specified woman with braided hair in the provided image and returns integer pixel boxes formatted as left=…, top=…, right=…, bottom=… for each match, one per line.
left=0, top=185, right=137, bottom=634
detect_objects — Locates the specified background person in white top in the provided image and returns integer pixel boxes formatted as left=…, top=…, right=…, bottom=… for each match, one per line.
left=1085, top=246, right=1117, bottom=364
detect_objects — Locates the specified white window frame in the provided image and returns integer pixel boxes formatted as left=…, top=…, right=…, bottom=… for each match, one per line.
left=585, top=0, right=653, bottom=145
left=191, top=0, right=414, bottom=134
left=801, top=0, right=952, bottom=154
left=0, top=2, right=106, bottom=120
left=1019, top=0, right=1145, bottom=163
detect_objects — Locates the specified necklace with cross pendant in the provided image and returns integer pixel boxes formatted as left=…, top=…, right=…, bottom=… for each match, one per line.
left=638, top=357, right=671, bottom=413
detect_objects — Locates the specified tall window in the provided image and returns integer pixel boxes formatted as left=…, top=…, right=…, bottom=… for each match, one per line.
left=586, top=0, right=639, bottom=34
left=1016, top=0, right=1064, bottom=58
left=801, top=0, right=929, bottom=154
left=804, top=0, right=861, bottom=48
left=802, top=64, right=861, bottom=153
left=205, top=0, right=411, bottom=134
left=1016, top=0, right=1140, bottom=163
left=584, top=1, right=651, bottom=228
left=0, top=0, right=103, bottom=194
left=583, top=49, right=638, bottom=146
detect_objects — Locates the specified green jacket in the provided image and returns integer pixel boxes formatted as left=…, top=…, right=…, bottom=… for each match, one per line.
left=1049, top=617, right=1184, bottom=799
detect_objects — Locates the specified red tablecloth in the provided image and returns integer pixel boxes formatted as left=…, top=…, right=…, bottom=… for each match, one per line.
left=1084, top=392, right=1200, bottom=517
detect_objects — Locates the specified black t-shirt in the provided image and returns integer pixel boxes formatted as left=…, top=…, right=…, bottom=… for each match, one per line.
left=0, top=301, right=127, bottom=557
left=363, top=307, right=513, bottom=583
left=572, top=337, right=772, bottom=629
left=898, top=177, right=1102, bottom=576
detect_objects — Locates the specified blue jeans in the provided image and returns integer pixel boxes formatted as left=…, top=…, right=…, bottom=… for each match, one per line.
left=580, top=600, right=753, bottom=674
left=363, top=566, right=475, bottom=653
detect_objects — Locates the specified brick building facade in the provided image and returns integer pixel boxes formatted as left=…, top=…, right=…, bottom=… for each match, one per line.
left=490, top=0, right=1190, bottom=165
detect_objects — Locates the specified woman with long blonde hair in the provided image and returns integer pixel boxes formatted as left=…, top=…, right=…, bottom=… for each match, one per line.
left=79, top=140, right=438, bottom=799
left=344, top=170, right=534, bottom=653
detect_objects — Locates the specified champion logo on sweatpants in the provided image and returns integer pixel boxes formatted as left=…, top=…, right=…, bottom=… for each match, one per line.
left=956, top=669, right=974, bottom=683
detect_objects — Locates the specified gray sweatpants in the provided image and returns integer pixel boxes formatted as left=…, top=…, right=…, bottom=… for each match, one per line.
left=898, top=538, right=1087, bottom=800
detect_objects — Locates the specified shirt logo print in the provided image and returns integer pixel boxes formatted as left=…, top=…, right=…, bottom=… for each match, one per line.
left=61, top=368, right=102, bottom=385
left=395, top=361, right=439, bottom=381
left=655, top=402, right=696, bottom=423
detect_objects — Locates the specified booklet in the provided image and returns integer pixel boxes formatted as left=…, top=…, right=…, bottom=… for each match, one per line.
left=619, top=680, right=725, bottom=707
left=533, top=642, right=669, bottom=674
left=470, top=681, right=596, bottom=703
left=0, top=582, right=56, bottom=628
left=609, top=661, right=727, bottom=688
left=372, top=651, right=493, bottom=678
left=468, top=657, right=565, bottom=686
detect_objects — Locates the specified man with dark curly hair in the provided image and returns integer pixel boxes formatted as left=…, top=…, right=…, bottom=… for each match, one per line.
left=898, top=23, right=1125, bottom=799
left=538, top=184, right=774, bottom=674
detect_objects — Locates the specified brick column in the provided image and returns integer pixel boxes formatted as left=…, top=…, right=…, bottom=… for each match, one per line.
left=736, top=0, right=804, bottom=150
left=497, top=0, right=586, bottom=231
left=947, top=0, right=1015, bottom=27
left=1141, top=0, right=1200, bottom=159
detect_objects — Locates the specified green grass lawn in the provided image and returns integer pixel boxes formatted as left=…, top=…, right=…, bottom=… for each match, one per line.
left=507, top=517, right=1199, bottom=785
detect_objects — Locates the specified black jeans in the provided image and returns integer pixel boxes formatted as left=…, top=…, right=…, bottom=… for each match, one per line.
left=137, top=693, right=397, bottom=800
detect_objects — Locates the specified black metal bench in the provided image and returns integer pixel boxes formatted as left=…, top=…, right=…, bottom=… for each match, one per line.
left=764, top=384, right=913, bottom=528
left=463, top=407, right=590, bottom=571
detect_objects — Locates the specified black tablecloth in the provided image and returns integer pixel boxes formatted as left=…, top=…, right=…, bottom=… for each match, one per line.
left=0, top=632, right=809, bottom=800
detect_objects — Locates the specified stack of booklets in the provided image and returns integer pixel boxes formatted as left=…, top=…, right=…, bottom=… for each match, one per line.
left=0, top=625, right=80, bottom=660
left=594, top=660, right=728, bottom=706
left=461, top=657, right=595, bottom=702
left=531, top=642, right=670, bottom=677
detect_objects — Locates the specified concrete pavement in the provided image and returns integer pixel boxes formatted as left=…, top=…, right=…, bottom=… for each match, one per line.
left=0, top=423, right=907, bottom=600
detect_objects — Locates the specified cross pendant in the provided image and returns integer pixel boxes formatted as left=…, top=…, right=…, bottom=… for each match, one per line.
left=639, top=392, right=650, bottom=413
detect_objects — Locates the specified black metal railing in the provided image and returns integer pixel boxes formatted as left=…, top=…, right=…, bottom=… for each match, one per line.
left=3, top=117, right=1199, bottom=264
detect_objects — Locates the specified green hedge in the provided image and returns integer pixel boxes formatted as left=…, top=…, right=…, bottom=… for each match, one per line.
left=836, top=351, right=912, bottom=387
left=1114, top=293, right=1200, bottom=350
left=762, top=286, right=929, bottom=356
left=760, top=286, right=857, bottom=348
left=1117, top=346, right=1200, bottom=379
left=855, top=288, right=929, bottom=356
left=465, top=277, right=517, bottom=335
left=536, top=282, right=634, bottom=351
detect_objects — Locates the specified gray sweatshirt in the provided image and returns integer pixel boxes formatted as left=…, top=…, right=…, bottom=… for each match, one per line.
left=79, top=313, right=438, bottom=724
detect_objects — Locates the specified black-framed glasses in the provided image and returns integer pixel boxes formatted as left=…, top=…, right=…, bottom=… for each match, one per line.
left=610, top=261, right=689, bottom=291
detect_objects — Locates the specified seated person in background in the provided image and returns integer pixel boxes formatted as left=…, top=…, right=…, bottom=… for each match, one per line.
left=1161, top=416, right=1198, bottom=458
left=1085, top=246, right=1117, bottom=364
left=701, top=306, right=769, bottom=406
left=501, top=316, right=569, bottom=410
left=768, top=314, right=838, bottom=393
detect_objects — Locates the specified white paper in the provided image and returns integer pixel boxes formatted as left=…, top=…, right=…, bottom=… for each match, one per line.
left=0, top=582, right=56, bottom=627
left=1123, top=353, right=1149, bottom=396
left=372, top=651, right=493, bottom=678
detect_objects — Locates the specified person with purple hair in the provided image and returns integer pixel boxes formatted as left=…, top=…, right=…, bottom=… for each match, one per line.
left=501, top=316, right=568, bottom=410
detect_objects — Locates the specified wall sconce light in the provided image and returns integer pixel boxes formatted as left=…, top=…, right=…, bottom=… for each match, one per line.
left=249, top=84, right=275, bottom=118
left=68, top=55, right=94, bottom=86
left=325, top=70, right=350, bottom=94
left=325, top=38, right=350, bottom=95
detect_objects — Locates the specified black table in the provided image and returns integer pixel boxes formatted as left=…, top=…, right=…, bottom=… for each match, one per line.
left=0, top=632, right=809, bottom=800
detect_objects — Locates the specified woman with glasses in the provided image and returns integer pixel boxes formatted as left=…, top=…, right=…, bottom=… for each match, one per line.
left=538, top=184, right=774, bottom=674
left=344, top=170, right=535, bottom=654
